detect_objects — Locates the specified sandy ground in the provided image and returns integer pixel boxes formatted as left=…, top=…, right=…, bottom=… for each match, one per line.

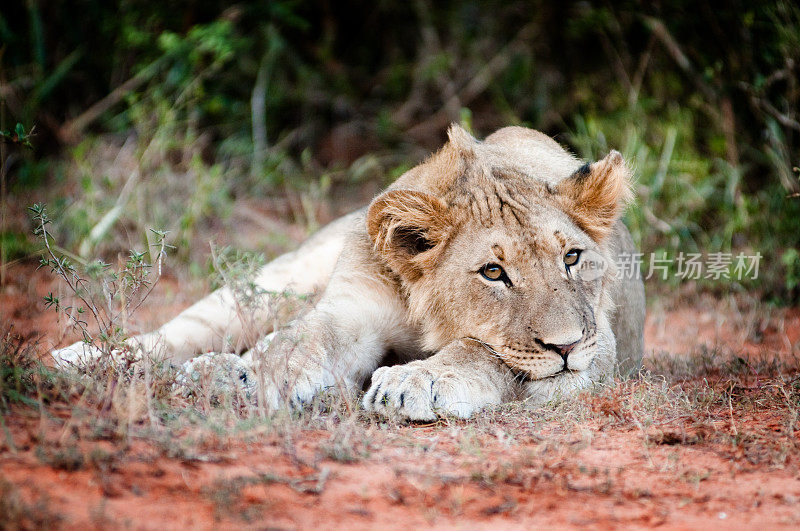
left=2, top=262, right=800, bottom=529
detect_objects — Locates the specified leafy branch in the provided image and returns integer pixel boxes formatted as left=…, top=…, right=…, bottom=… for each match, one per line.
left=0, top=123, right=35, bottom=150
left=29, top=203, right=170, bottom=349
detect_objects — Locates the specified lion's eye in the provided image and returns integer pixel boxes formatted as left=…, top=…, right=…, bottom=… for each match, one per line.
left=564, top=249, right=582, bottom=267
left=480, top=263, right=505, bottom=281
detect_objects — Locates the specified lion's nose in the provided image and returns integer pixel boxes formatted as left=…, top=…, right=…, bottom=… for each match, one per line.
left=535, top=336, right=582, bottom=360
left=553, top=340, right=579, bottom=360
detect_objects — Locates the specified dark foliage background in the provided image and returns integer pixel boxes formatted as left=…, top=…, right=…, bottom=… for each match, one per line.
left=1, top=0, right=798, bottom=299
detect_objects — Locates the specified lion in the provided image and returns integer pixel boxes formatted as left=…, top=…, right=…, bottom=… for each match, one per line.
left=52, top=124, right=645, bottom=421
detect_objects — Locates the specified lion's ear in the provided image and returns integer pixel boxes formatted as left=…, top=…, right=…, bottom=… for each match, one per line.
left=557, top=150, right=633, bottom=242
left=366, top=189, right=451, bottom=280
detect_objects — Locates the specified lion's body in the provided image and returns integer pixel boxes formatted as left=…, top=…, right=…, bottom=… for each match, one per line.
left=53, top=125, right=645, bottom=420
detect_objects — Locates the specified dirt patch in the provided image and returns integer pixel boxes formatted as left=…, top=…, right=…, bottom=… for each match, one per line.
left=3, top=404, right=800, bottom=528
left=647, top=294, right=800, bottom=362
left=2, top=262, right=800, bottom=528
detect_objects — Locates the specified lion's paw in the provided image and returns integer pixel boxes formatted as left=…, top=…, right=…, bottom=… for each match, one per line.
left=52, top=337, right=157, bottom=371
left=285, top=371, right=327, bottom=409
left=51, top=341, right=107, bottom=370
left=175, top=352, right=257, bottom=401
left=259, top=364, right=331, bottom=411
left=362, top=362, right=482, bottom=421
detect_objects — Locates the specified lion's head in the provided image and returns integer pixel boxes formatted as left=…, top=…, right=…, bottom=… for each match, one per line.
left=366, top=125, right=632, bottom=382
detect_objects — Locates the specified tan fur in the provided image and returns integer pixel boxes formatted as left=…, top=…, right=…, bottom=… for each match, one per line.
left=557, top=150, right=633, bottom=242
left=366, top=190, right=451, bottom=282
left=52, top=125, right=646, bottom=421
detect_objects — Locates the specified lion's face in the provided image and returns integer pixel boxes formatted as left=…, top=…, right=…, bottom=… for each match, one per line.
left=367, top=125, right=631, bottom=382
left=422, top=201, right=608, bottom=379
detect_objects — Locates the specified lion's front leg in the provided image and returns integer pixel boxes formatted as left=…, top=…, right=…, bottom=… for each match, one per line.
left=362, top=340, right=520, bottom=421
left=252, top=313, right=378, bottom=410
left=252, top=240, right=416, bottom=411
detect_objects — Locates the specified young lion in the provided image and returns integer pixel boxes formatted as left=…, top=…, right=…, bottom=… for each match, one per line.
left=53, top=125, right=645, bottom=420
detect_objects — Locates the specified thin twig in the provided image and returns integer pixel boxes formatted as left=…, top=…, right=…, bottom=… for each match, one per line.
left=77, top=131, right=160, bottom=257
left=38, top=214, right=107, bottom=337
left=642, top=16, right=722, bottom=124
left=405, top=22, right=536, bottom=138
left=59, top=57, right=166, bottom=143
left=251, top=53, right=269, bottom=178
left=728, top=382, right=738, bottom=438
left=119, top=233, right=167, bottom=318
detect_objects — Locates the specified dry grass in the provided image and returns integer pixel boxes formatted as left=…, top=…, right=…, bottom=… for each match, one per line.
left=0, top=478, right=63, bottom=530
left=2, top=329, right=799, bottom=526
left=3, top=317, right=799, bottom=468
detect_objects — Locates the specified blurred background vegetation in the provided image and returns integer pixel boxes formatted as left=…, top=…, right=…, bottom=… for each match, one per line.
left=0, top=0, right=798, bottom=301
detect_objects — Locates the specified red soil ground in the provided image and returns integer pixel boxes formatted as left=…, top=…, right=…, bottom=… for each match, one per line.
left=2, top=262, right=799, bottom=529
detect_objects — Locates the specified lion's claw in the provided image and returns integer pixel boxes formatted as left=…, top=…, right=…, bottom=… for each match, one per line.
left=363, top=362, right=481, bottom=421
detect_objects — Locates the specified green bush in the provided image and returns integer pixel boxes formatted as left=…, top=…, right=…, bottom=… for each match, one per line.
left=0, top=1, right=798, bottom=300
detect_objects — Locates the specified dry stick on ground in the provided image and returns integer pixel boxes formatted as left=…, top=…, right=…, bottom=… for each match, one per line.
left=728, top=382, right=738, bottom=438
left=220, top=469, right=331, bottom=497
left=77, top=166, right=140, bottom=258
left=76, top=131, right=163, bottom=258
